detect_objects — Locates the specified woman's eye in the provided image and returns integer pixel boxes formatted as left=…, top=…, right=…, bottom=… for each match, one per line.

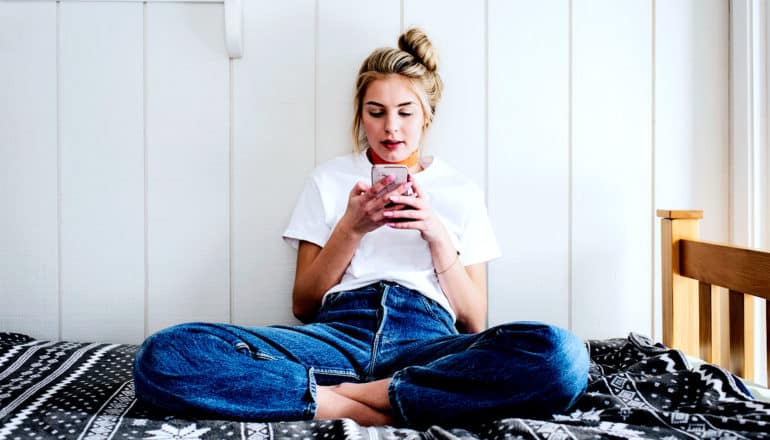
left=399, top=113, right=412, bottom=117
left=368, top=112, right=385, bottom=118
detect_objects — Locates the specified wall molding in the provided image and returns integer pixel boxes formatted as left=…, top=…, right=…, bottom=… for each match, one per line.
left=729, top=0, right=768, bottom=386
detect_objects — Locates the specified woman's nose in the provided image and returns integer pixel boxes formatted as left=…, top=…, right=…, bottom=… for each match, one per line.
left=385, top=116, right=399, bottom=133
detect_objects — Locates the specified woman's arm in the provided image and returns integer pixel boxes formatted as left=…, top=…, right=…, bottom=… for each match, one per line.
left=384, top=178, right=488, bottom=333
left=432, top=243, right=488, bottom=333
left=292, top=227, right=361, bottom=321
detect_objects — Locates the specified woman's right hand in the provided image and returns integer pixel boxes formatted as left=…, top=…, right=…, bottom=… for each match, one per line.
left=339, top=175, right=412, bottom=236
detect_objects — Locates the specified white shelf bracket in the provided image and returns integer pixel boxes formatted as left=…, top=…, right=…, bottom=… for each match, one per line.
left=224, top=0, right=243, bottom=59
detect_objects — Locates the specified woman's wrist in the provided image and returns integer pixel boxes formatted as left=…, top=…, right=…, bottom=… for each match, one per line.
left=434, top=250, right=460, bottom=276
left=335, top=215, right=365, bottom=242
left=428, top=234, right=459, bottom=273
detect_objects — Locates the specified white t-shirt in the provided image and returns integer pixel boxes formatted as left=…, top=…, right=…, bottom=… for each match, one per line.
left=282, top=150, right=501, bottom=320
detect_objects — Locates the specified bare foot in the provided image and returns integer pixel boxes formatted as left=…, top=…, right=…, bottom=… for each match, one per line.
left=330, top=378, right=392, bottom=412
left=315, top=386, right=394, bottom=426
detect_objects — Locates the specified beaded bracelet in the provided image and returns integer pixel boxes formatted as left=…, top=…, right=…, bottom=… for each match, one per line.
left=434, top=250, right=460, bottom=276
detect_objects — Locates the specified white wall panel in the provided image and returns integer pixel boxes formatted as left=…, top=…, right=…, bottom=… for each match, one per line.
left=316, top=0, right=400, bottom=164
left=0, top=2, right=59, bottom=340
left=404, top=0, right=486, bottom=188
left=653, top=0, right=728, bottom=340
left=231, top=0, right=315, bottom=327
left=572, top=0, right=652, bottom=340
left=729, top=0, right=767, bottom=385
left=59, top=2, right=145, bottom=344
left=146, top=3, right=230, bottom=334
left=487, top=0, right=569, bottom=328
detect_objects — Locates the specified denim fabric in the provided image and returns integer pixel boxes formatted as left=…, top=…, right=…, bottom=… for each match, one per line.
left=133, top=282, right=589, bottom=427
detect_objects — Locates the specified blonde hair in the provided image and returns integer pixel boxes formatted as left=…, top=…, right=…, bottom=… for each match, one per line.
left=352, top=27, right=443, bottom=152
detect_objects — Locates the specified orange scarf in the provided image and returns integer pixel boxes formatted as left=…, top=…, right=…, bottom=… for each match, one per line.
left=367, top=148, right=420, bottom=169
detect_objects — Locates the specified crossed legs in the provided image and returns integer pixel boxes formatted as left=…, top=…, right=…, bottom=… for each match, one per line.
left=315, top=379, right=393, bottom=426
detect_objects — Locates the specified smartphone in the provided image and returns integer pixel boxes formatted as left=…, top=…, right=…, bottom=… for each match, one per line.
left=371, top=164, right=410, bottom=196
left=371, top=165, right=413, bottom=222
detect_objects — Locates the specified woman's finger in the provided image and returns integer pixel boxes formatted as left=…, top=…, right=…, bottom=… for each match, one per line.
left=408, top=175, right=424, bottom=198
left=383, top=206, right=422, bottom=221
left=351, top=181, right=371, bottom=197
left=383, top=180, right=413, bottom=201
left=387, top=193, right=422, bottom=210
left=370, top=175, right=398, bottom=198
left=386, top=217, right=424, bottom=229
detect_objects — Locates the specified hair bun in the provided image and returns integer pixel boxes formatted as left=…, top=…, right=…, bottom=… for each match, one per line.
left=398, top=27, right=438, bottom=72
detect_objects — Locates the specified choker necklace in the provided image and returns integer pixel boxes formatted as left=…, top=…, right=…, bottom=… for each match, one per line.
left=367, top=148, right=420, bottom=169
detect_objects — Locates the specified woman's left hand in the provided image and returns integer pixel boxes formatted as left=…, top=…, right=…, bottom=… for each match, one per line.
left=383, top=176, right=447, bottom=244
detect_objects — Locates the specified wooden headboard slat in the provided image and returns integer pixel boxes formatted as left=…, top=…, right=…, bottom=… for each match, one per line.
left=698, top=281, right=713, bottom=363
left=728, top=290, right=747, bottom=378
left=679, top=240, right=770, bottom=300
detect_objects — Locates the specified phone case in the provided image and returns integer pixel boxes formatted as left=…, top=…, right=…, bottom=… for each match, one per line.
left=371, top=165, right=408, bottom=187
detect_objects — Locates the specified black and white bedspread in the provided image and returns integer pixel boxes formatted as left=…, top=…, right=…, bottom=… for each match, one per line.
left=1, top=332, right=769, bottom=440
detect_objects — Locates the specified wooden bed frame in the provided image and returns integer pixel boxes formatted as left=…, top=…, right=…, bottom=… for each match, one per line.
left=658, top=210, right=770, bottom=385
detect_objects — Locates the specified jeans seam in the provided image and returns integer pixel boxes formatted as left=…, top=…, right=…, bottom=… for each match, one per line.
left=367, top=284, right=390, bottom=377
left=253, top=353, right=277, bottom=361
left=235, top=341, right=278, bottom=361
left=313, top=368, right=360, bottom=380
left=305, top=367, right=318, bottom=418
left=387, top=371, right=410, bottom=426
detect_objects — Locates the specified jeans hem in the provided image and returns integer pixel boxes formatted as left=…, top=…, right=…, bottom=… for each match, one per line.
left=304, top=367, right=318, bottom=419
left=387, top=371, right=410, bottom=426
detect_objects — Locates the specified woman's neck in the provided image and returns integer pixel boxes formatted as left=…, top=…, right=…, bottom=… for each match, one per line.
left=367, top=148, right=421, bottom=172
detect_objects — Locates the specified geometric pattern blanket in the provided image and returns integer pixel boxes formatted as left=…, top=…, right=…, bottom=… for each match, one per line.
left=1, top=331, right=769, bottom=439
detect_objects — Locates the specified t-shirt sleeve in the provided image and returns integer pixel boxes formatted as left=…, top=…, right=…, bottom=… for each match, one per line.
left=459, top=188, right=501, bottom=265
left=282, top=176, right=331, bottom=250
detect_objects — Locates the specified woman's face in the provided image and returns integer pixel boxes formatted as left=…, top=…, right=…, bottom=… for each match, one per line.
left=361, top=75, right=425, bottom=163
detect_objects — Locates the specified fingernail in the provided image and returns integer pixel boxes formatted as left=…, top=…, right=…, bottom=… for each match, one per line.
left=389, top=195, right=398, bottom=202
left=386, top=175, right=395, bottom=183
left=383, top=211, right=392, bottom=217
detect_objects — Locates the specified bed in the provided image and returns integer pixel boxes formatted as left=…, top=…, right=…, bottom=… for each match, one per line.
left=1, top=210, right=769, bottom=439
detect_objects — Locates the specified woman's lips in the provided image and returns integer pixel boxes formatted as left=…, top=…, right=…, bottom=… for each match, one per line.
left=381, top=141, right=404, bottom=150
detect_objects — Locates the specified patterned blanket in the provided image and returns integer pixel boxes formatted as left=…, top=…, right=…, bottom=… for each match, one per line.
left=1, top=331, right=768, bottom=439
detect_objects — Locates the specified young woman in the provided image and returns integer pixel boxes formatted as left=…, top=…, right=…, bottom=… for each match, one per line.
left=133, top=28, right=589, bottom=429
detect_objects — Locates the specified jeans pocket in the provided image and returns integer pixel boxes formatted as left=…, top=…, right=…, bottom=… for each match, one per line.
left=323, top=291, right=344, bottom=307
left=418, top=295, right=457, bottom=335
left=322, top=284, right=381, bottom=309
left=234, top=341, right=279, bottom=361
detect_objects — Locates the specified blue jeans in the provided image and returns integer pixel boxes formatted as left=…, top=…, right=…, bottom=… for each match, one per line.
left=133, top=282, right=589, bottom=428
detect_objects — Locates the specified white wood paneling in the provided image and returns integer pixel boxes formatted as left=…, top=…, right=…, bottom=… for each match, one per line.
left=404, top=0, right=486, bottom=187
left=760, top=1, right=770, bottom=387
left=146, top=3, right=230, bottom=334
left=572, top=0, right=652, bottom=339
left=316, top=0, right=400, bottom=164
left=59, top=2, right=144, bottom=344
left=487, top=0, right=569, bottom=328
left=732, top=0, right=752, bottom=248
left=0, top=2, right=59, bottom=340
left=653, top=0, right=728, bottom=340
left=231, top=0, right=315, bottom=327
